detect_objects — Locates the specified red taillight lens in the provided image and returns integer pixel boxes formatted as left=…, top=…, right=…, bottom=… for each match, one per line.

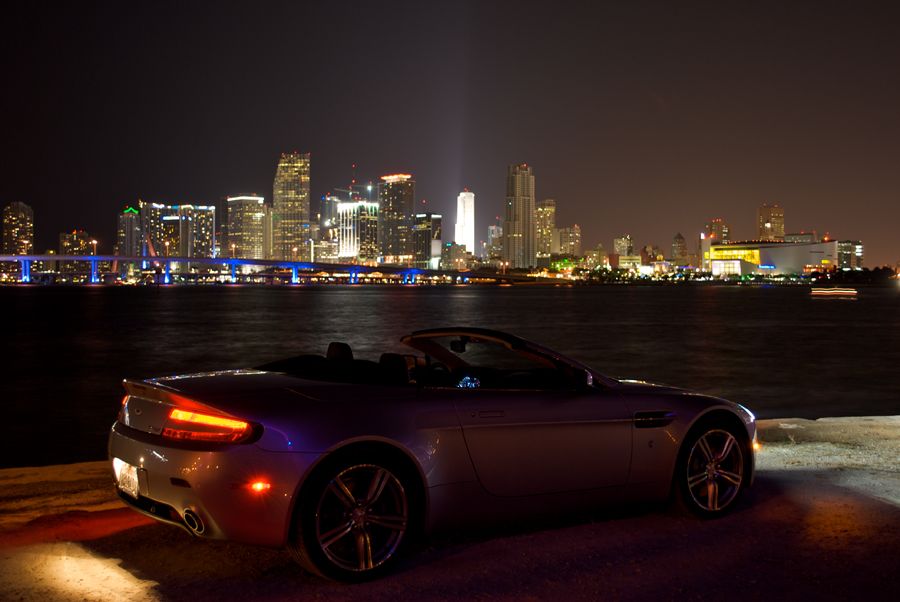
left=162, top=408, right=253, bottom=443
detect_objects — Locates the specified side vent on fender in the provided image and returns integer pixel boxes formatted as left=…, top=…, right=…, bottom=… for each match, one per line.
left=634, top=411, right=676, bottom=429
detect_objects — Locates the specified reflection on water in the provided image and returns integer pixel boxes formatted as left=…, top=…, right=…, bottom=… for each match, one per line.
left=5, top=285, right=899, bottom=467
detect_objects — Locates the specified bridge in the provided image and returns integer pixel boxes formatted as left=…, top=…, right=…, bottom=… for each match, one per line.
left=0, top=255, right=549, bottom=285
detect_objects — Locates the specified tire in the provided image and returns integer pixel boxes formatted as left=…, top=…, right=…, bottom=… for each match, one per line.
left=288, top=454, right=416, bottom=582
left=675, top=422, right=748, bottom=517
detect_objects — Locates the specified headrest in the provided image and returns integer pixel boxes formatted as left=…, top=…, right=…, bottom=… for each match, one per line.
left=326, top=342, right=353, bottom=361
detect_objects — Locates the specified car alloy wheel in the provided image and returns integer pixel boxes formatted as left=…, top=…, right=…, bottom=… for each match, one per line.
left=314, top=464, right=409, bottom=573
left=683, top=428, right=745, bottom=514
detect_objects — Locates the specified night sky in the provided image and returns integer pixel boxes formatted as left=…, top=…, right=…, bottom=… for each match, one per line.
left=3, top=1, right=899, bottom=265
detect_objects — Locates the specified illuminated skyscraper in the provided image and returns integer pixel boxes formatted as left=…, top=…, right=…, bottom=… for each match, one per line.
left=557, top=224, right=582, bottom=256
left=614, top=234, right=634, bottom=256
left=757, top=203, right=784, bottom=241
left=378, top=174, right=415, bottom=262
left=226, top=195, right=267, bottom=259
left=413, top=213, right=443, bottom=269
left=837, top=240, right=864, bottom=269
left=704, top=218, right=730, bottom=242
left=503, top=163, right=536, bottom=269
left=454, top=190, right=475, bottom=253
left=2, top=201, right=34, bottom=255
left=535, top=198, right=556, bottom=266
left=338, top=200, right=379, bottom=261
left=487, top=222, right=503, bottom=262
left=115, top=206, right=142, bottom=257
left=273, top=151, right=311, bottom=260
left=59, top=229, right=93, bottom=276
left=138, top=201, right=216, bottom=262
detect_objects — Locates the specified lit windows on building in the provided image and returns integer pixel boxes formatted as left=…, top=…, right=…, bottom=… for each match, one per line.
left=757, top=203, right=785, bottom=241
left=613, top=234, right=634, bottom=257
left=413, top=213, right=443, bottom=269
left=273, top=152, right=312, bottom=261
left=1, top=202, right=34, bottom=280
left=535, top=198, right=556, bottom=266
left=377, top=174, right=415, bottom=262
left=226, top=196, right=267, bottom=260
left=116, top=206, right=142, bottom=257
left=704, top=218, right=730, bottom=242
left=503, top=163, right=536, bottom=269
left=557, top=224, right=582, bottom=257
left=837, top=240, right=864, bottom=269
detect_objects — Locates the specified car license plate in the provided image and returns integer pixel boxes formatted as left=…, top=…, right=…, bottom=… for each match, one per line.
left=116, top=459, right=140, bottom=499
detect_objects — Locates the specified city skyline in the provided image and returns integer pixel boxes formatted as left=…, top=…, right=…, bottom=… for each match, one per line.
left=2, top=2, right=899, bottom=265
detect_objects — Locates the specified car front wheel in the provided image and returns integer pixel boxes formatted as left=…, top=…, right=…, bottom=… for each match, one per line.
left=676, top=425, right=747, bottom=516
left=290, top=458, right=412, bottom=581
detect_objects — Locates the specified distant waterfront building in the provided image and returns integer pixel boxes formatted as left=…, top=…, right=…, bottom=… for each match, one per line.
left=556, top=224, right=582, bottom=257
left=441, top=241, right=468, bottom=270
left=2, top=201, right=34, bottom=255
left=837, top=240, right=864, bottom=269
left=757, top=203, right=785, bottom=241
left=704, top=218, right=730, bottom=243
left=338, top=200, right=379, bottom=262
left=454, top=190, right=475, bottom=253
left=2, top=201, right=34, bottom=280
left=226, top=195, right=268, bottom=260
left=487, top=222, right=503, bottom=263
left=273, top=151, right=312, bottom=261
left=59, top=229, right=94, bottom=276
left=613, top=234, right=634, bottom=257
left=702, top=239, right=838, bottom=275
left=585, top=243, right=608, bottom=269
left=671, top=233, right=688, bottom=265
left=115, top=206, right=142, bottom=257
left=139, top=202, right=216, bottom=262
left=378, top=173, right=415, bottom=263
left=413, top=213, right=443, bottom=269
left=535, top=198, right=556, bottom=266
left=503, top=163, right=536, bottom=269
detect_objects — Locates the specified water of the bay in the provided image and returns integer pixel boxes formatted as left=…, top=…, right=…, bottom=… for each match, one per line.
left=3, top=284, right=899, bottom=468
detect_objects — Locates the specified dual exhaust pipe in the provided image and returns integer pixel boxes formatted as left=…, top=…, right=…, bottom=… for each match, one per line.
left=183, top=509, right=205, bottom=535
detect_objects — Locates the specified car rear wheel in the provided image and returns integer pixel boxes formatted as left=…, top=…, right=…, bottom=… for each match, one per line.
left=289, top=458, right=413, bottom=581
left=676, top=425, right=747, bottom=517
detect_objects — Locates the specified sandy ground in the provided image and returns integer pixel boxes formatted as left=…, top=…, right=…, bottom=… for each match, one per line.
left=1, top=417, right=899, bottom=601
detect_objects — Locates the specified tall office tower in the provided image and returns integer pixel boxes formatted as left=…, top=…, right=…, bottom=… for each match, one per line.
left=704, top=218, right=730, bottom=242
left=226, top=195, right=267, bottom=259
left=2, top=201, right=34, bottom=254
left=503, top=163, right=536, bottom=268
left=557, top=224, right=582, bottom=256
left=758, top=203, right=785, bottom=241
left=535, top=198, right=556, bottom=266
left=378, top=174, right=415, bottom=262
left=273, top=151, right=311, bottom=260
left=613, top=234, right=634, bottom=256
left=454, top=189, right=475, bottom=253
left=319, top=194, right=341, bottom=244
left=338, top=200, right=379, bottom=261
left=115, top=206, right=142, bottom=256
left=413, top=213, right=443, bottom=269
left=671, top=232, right=688, bottom=264
left=487, top=223, right=503, bottom=261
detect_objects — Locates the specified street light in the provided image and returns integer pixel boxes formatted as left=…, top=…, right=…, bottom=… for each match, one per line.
left=231, top=243, right=236, bottom=258
left=292, top=246, right=298, bottom=261
left=91, top=239, right=98, bottom=256
left=164, top=241, right=170, bottom=257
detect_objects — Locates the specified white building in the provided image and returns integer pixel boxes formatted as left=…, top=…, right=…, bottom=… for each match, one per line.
left=454, top=189, right=475, bottom=253
left=338, top=200, right=379, bottom=261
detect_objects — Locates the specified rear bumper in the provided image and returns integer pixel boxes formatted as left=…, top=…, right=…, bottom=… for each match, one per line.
left=108, top=422, right=321, bottom=547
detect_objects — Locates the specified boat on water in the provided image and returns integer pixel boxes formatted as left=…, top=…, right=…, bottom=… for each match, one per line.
left=810, top=287, right=858, bottom=298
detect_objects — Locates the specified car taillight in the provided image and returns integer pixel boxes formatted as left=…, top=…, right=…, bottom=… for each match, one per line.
left=162, top=408, right=253, bottom=443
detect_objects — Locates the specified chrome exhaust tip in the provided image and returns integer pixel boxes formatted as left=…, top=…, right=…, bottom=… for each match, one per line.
left=183, top=509, right=205, bottom=535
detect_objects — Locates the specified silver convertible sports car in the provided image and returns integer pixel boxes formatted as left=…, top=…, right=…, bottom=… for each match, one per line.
left=109, top=327, right=757, bottom=581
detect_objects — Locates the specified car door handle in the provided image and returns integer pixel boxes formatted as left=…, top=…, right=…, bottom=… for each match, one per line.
left=476, top=410, right=506, bottom=418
